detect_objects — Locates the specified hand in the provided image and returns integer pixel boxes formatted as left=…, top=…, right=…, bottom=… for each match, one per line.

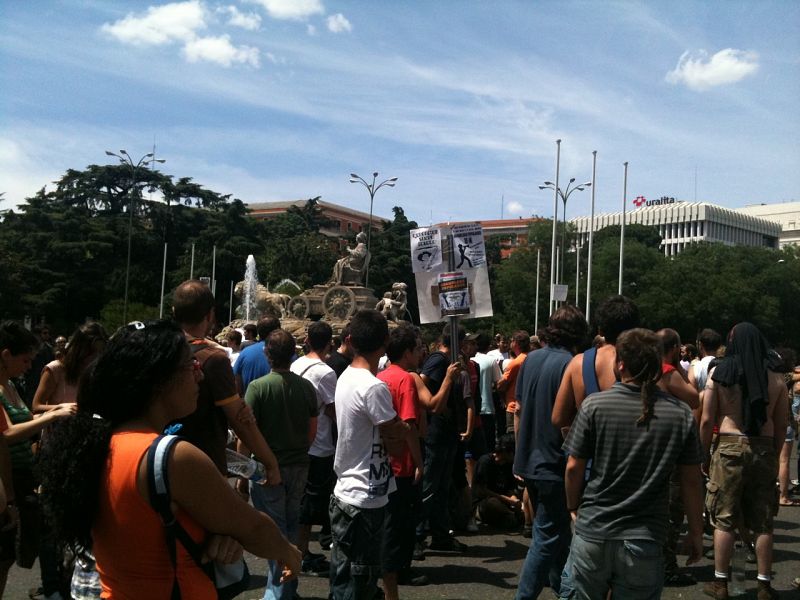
left=202, top=534, right=243, bottom=564
left=701, top=461, right=710, bottom=478
left=459, top=431, right=472, bottom=442
left=278, top=543, right=303, bottom=583
left=234, top=478, right=250, bottom=500
left=444, top=363, right=460, bottom=382
left=682, top=530, right=703, bottom=566
left=261, top=463, right=282, bottom=487
left=413, top=466, right=423, bottom=485
left=50, top=403, right=77, bottom=420
left=569, top=509, right=577, bottom=524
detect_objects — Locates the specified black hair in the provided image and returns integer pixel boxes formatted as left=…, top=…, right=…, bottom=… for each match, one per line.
left=683, top=343, right=698, bottom=361
left=441, top=324, right=466, bottom=349
left=0, top=320, right=38, bottom=356
left=595, top=295, right=640, bottom=344
left=496, top=433, right=516, bottom=454
left=266, top=329, right=295, bottom=369
left=307, top=321, right=333, bottom=353
left=697, top=328, right=722, bottom=353
left=63, top=322, right=109, bottom=385
left=657, top=328, right=681, bottom=354
left=541, top=306, right=588, bottom=351
left=616, top=328, right=663, bottom=430
left=257, top=317, right=280, bottom=341
left=243, top=323, right=257, bottom=337
left=39, top=320, right=188, bottom=552
left=172, top=279, right=215, bottom=325
left=475, top=333, right=491, bottom=354
left=226, top=330, right=242, bottom=345
left=385, top=324, right=418, bottom=362
left=511, top=330, right=531, bottom=353
left=349, top=309, right=388, bottom=355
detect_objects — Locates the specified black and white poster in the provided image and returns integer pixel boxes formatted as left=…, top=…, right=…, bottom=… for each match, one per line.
left=410, top=226, right=443, bottom=273
left=450, top=222, right=485, bottom=269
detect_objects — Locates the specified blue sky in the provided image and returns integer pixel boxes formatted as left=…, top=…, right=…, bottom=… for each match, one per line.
left=2, top=1, right=798, bottom=225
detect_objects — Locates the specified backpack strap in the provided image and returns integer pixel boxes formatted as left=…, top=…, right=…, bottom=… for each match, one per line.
left=581, top=347, right=601, bottom=397
left=146, top=435, right=212, bottom=600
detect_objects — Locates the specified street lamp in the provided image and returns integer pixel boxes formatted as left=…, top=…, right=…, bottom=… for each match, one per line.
left=105, top=150, right=165, bottom=324
left=349, top=171, right=397, bottom=288
left=539, top=177, right=591, bottom=287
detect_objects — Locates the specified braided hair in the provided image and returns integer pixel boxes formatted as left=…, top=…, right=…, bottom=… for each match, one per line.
left=615, top=328, right=663, bottom=429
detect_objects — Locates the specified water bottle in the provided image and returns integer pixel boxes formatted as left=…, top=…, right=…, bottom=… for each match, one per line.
left=730, top=538, right=746, bottom=596
left=225, top=448, right=267, bottom=483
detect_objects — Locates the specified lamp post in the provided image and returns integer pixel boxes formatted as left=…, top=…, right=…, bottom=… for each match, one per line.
left=105, top=150, right=165, bottom=324
left=349, top=171, right=397, bottom=288
left=539, top=177, right=591, bottom=293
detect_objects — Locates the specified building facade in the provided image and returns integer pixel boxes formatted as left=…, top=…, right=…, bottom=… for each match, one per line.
left=571, top=201, right=780, bottom=257
left=248, top=200, right=386, bottom=238
left=734, top=202, right=800, bottom=248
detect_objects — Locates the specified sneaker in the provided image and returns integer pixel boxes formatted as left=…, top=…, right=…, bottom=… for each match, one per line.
left=466, top=517, right=479, bottom=533
left=412, top=541, right=426, bottom=561
left=398, top=568, right=430, bottom=586
left=428, top=536, right=467, bottom=552
left=664, top=569, right=696, bottom=586
left=756, top=580, right=778, bottom=600
left=319, top=531, right=332, bottom=551
left=301, top=552, right=329, bottom=575
left=703, top=578, right=729, bottom=599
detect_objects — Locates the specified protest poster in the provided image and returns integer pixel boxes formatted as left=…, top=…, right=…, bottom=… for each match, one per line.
left=437, top=271, right=470, bottom=317
left=409, top=226, right=443, bottom=273
left=450, top=222, right=486, bottom=269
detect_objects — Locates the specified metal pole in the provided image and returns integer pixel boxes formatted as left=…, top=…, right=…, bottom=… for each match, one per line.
left=229, top=280, right=234, bottom=323
left=618, top=162, right=628, bottom=294
left=159, top=242, right=167, bottom=318
left=586, top=151, right=597, bottom=323
left=575, top=240, right=580, bottom=305
left=211, top=244, right=217, bottom=295
left=560, top=194, right=567, bottom=286
left=446, top=228, right=459, bottom=365
left=549, top=139, right=561, bottom=316
left=190, top=243, right=195, bottom=279
left=534, top=248, right=541, bottom=333
left=122, top=163, right=140, bottom=325
left=366, top=184, right=375, bottom=289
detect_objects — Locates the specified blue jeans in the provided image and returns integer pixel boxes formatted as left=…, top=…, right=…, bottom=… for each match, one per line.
left=329, top=495, right=385, bottom=600
left=516, top=479, right=572, bottom=600
left=417, top=437, right=457, bottom=543
left=560, top=533, right=664, bottom=600
left=251, top=464, right=308, bottom=600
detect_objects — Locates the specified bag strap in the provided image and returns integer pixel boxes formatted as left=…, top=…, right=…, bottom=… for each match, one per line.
left=146, top=435, right=213, bottom=600
left=582, top=346, right=601, bottom=397
left=298, top=360, right=324, bottom=377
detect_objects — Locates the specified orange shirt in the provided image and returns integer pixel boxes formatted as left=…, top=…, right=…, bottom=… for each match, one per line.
left=93, top=431, right=215, bottom=600
left=501, top=353, right=527, bottom=413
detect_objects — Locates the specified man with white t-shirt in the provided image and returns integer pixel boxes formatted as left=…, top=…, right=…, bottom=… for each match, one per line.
left=329, top=309, right=414, bottom=600
left=292, top=321, right=338, bottom=575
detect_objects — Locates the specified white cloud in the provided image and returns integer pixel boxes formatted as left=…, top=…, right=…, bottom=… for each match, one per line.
left=221, top=6, right=261, bottom=30
left=507, top=200, right=524, bottom=215
left=666, top=49, right=759, bottom=91
left=307, top=24, right=317, bottom=36
left=249, top=0, right=324, bottom=21
left=101, top=1, right=206, bottom=45
left=183, top=35, right=260, bottom=67
left=326, top=13, right=351, bottom=34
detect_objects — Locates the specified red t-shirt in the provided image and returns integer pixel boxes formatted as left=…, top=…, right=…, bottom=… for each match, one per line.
left=377, top=365, right=419, bottom=478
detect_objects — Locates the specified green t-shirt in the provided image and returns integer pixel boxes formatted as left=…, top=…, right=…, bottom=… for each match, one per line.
left=244, top=371, right=318, bottom=466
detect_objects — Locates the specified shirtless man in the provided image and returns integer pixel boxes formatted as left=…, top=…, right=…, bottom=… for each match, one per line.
left=657, top=328, right=700, bottom=410
left=700, top=323, right=788, bottom=600
left=552, top=295, right=640, bottom=429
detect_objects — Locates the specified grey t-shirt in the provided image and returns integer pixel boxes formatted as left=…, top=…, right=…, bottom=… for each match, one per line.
left=563, top=382, right=703, bottom=544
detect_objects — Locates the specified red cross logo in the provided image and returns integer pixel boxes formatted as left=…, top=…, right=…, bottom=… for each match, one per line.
left=633, top=196, right=646, bottom=207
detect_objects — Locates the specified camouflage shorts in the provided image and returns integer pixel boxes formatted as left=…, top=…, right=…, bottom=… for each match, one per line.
left=705, top=435, right=778, bottom=534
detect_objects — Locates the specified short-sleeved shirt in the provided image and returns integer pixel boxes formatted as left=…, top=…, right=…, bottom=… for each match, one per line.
left=474, top=454, right=516, bottom=500
left=333, top=366, right=397, bottom=509
left=233, top=341, right=270, bottom=393
left=513, top=346, right=572, bottom=482
left=378, top=364, right=420, bottom=478
left=473, top=353, right=501, bottom=415
left=176, top=337, right=240, bottom=475
left=563, top=382, right=704, bottom=544
left=245, top=371, right=318, bottom=467
left=500, top=353, right=527, bottom=413
left=290, top=356, right=337, bottom=458
left=422, top=351, right=464, bottom=443
left=325, top=351, right=352, bottom=379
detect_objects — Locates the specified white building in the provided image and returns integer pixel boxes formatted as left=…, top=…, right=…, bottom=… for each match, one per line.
left=734, top=202, right=800, bottom=248
left=571, top=201, right=780, bottom=257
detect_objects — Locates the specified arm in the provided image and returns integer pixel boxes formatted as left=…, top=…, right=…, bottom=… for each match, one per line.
left=378, top=416, right=412, bottom=458
left=552, top=359, right=578, bottom=429
left=415, top=364, right=458, bottom=414
left=31, top=368, right=58, bottom=413
left=678, top=463, right=704, bottom=565
left=168, top=441, right=301, bottom=578
left=2, top=403, right=76, bottom=444
left=772, top=381, right=789, bottom=453
left=307, top=417, right=317, bottom=446
left=664, top=371, right=699, bottom=409
left=224, top=398, right=281, bottom=486
left=564, top=455, right=587, bottom=520
left=406, top=421, right=423, bottom=483
left=699, top=378, right=717, bottom=462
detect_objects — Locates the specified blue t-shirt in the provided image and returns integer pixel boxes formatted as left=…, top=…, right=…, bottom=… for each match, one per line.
left=233, top=341, right=270, bottom=393
left=513, top=345, right=573, bottom=482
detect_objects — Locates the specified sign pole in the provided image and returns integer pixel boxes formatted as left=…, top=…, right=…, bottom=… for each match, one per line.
left=446, top=229, right=459, bottom=365
left=618, top=162, right=628, bottom=295
left=534, top=248, right=540, bottom=333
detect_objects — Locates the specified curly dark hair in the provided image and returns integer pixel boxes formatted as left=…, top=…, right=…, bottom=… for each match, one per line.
left=39, top=320, right=188, bottom=551
left=615, top=328, right=663, bottom=429
left=594, top=295, right=640, bottom=344
left=63, top=322, right=109, bottom=385
left=0, top=320, right=38, bottom=356
left=541, top=305, right=588, bottom=351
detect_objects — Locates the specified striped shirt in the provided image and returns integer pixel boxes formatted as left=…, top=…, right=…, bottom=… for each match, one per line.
left=564, top=382, right=702, bottom=544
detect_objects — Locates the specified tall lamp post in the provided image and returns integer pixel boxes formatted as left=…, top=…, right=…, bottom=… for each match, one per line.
left=539, top=177, right=591, bottom=291
left=349, top=171, right=397, bottom=288
left=106, top=150, right=165, bottom=324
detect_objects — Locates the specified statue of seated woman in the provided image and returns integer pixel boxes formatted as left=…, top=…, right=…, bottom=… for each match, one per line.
left=330, top=232, right=370, bottom=286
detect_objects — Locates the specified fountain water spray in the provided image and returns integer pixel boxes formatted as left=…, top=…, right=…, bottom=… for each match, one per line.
left=244, top=255, right=259, bottom=322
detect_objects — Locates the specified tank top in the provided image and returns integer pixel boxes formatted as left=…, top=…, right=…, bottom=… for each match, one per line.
left=0, top=387, right=35, bottom=471
left=41, top=360, right=78, bottom=405
left=93, top=431, right=215, bottom=600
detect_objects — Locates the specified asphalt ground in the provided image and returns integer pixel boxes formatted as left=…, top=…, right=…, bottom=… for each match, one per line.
left=6, top=447, right=800, bottom=599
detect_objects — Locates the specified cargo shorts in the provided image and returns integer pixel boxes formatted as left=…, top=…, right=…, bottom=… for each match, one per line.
left=705, top=435, right=778, bottom=534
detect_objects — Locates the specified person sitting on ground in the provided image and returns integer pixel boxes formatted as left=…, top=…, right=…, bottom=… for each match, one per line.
left=32, top=322, right=108, bottom=413
left=39, top=320, right=301, bottom=599
left=473, top=433, right=524, bottom=530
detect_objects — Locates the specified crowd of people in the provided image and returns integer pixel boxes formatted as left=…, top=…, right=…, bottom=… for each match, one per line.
left=0, top=281, right=798, bottom=600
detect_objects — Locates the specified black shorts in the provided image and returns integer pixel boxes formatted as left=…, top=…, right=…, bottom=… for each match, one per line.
left=299, top=454, right=336, bottom=526
left=382, top=476, right=420, bottom=572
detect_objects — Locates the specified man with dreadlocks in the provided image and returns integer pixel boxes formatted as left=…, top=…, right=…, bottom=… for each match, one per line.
left=560, top=328, right=704, bottom=599
left=700, top=322, right=788, bottom=600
